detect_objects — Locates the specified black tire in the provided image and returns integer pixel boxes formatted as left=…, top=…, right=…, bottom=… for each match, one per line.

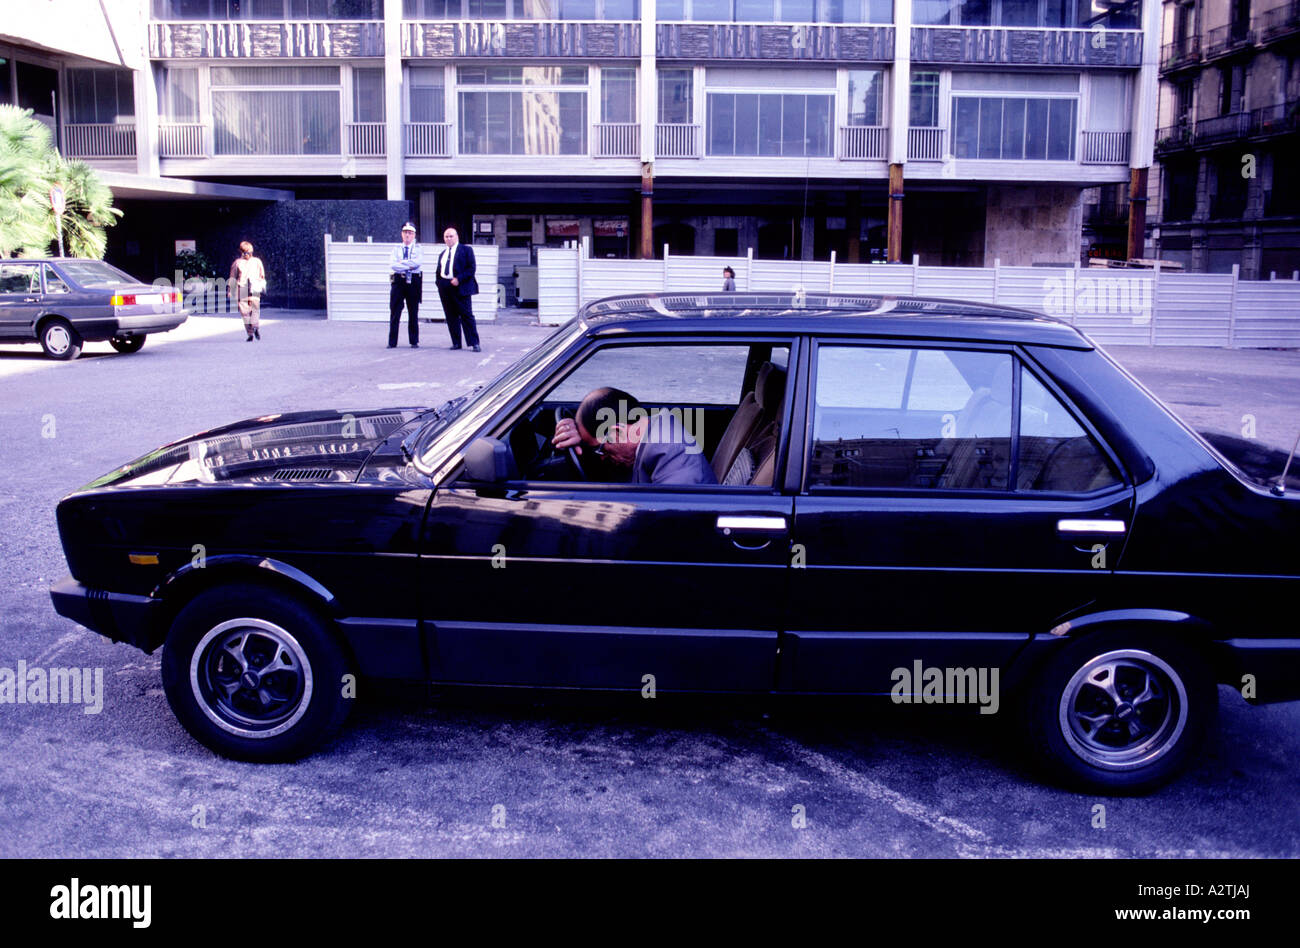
left=161, top=583, right=354, bottom=762
left=109, top=335, right=146, bottom=354
left=1022, top=629, right=1217, bottom=794
left=39, top=318, right=83, bottom=360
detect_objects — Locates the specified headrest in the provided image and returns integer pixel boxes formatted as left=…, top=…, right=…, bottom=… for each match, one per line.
left=755, top=362, right=787, bottom=412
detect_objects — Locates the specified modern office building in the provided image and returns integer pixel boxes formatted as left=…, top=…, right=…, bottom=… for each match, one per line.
left=3, top=1, right=1161, bottom=305
left=1150, top=0, right=1300, bottom=277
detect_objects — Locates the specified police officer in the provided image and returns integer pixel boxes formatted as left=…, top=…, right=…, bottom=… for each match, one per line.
left=388, top=222, right=423, bottom=348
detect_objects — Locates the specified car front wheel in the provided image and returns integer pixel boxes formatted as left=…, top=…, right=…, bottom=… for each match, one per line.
left=161, top=584, right=354, bottom=762
left=1023, top=631, right=1217, bottom=794
left=109, top=335, right=145, bottom=354
left=39, top=318, right=83, bottom=360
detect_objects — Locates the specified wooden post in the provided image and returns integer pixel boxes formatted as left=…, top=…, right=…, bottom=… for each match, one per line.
left=887, top=162, right=904, bottom=264
left=1127, top=166, right=1148, bottom=261
left=640, top=162, right=654, bottom=260
left=847, top=189, right=861, bottom=264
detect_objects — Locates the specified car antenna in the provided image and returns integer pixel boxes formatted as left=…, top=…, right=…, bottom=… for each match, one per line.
left=1271, top=428, right=1300, bottom=496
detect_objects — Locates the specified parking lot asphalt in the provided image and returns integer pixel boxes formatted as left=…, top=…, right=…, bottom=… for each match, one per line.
left=0, top=310, right=1297, bottom=858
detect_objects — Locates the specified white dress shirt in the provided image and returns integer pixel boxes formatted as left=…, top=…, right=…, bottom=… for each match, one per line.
left=390, top=242, right=423, bottom=282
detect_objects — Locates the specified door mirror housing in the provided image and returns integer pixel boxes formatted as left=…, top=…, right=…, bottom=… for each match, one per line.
left=463, top=437, right=518, bottom=483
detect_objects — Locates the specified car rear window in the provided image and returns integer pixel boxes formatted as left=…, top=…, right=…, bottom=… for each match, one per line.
left=54, top=260, right=141, bottom=287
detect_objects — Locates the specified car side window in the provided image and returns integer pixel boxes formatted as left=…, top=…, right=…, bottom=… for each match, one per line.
left=547, top=345, right=750, bottom=405
left=810, top=345, right=1012, bottom=490
left=0, top=264, right=39, bottom=295
left=43, top=265, right=71, bottom=294
left=1018, top=368, right=1121, bottom=492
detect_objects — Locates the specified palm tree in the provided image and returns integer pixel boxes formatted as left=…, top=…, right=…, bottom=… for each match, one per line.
left=0, top=104, right=121, bottom=258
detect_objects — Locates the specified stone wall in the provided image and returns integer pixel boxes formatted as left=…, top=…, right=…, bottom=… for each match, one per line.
left=983, top=185, right=1083, bottom=266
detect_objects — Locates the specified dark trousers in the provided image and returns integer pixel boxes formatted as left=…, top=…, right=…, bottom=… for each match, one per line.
left=438, top=285, right=479, bottom=347
left=388, top=275, right=421, bottom=346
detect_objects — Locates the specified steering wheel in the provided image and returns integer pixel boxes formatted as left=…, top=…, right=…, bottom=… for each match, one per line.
left=553, top=406, right=587, bottom=481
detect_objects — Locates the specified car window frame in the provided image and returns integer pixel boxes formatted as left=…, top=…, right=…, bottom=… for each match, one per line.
left=453, top=332, right=804, bottom=494
left=800, top=336, right=1131, bottom=499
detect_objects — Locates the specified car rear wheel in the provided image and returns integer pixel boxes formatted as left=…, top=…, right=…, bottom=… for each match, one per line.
left=161, top=583, right=354, bottom=762
left=39, top=318, right=83, bottom=360
left=1023, top=631, right=1217, bottom=794
left=109, top=335, right=145, bottom=354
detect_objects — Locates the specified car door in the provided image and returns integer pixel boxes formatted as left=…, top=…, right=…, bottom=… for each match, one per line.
left=419, top=336, right=799, bottom=692
left=0, top=262, right=43, bottom=340
left=781, top=338, right=1135, bottom=696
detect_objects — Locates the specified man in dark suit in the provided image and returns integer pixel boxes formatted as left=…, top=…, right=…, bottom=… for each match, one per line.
left=434, top=226, right=481, bottom=351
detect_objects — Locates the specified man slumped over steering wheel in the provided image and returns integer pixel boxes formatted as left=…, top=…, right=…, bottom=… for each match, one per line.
left=551, top=387, right=717, bottom=486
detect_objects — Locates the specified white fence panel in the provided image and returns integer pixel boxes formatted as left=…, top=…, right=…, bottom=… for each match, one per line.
left=325, top=236, right=497, bottom=323
left=1154, top=273, right=1233, bottom=346
left=536, top=247, right=1300, bottom=347
left=916, top=266, right=996, bottom=303
left=1234, top=280, right=1300, bottom=348
left=581, top=257, right=667, bottom=306
left=538, top=247, right=579, bottom=326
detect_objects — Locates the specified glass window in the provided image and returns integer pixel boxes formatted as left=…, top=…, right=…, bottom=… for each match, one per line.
left=352, top=67, right=385, bottom=123
left=909, top=72, right=940, bottom=128
left=458, top=67, right=588, bottom=154
left=847, top=69, right=883, bottom=126
left=0, top=264, right=40, bottom=295
left=601, top=68, right=635, bottom=123
left=210, top=68, right=341, bottom=156
left=736, top=0, right=775, bottom=18
left=779, top=0, right=815, bottom=20
left=810, top=346, right=1012, bottom=490
left=707, top=92, right=832, bottom=156
left=1000, top=0, right=1037, bottom=25
left=959, top=0, right=992, bottom=25
left=1018, top=369, right=1119, bottom=491
left=692, top=0, right=733, bottom=19
left=952, top=95, right=1075, bottom=160
left=409, top=67, right=445, bottom=122
left=658, top=69, right=693, bottom=124
left=43, top=265, right=71, bottom=294
left=913, top=0, right=952, bottom=24
left=159, top=67, right=200, bottom=122
left=549, top=345, right=755, bottom=404
left=66, top=69, right=134, bottom=124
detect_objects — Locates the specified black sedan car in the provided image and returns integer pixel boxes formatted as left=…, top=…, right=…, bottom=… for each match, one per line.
left=49, top=293, right=1300, bottom=793
left=0, top=258, right=188, bottom=360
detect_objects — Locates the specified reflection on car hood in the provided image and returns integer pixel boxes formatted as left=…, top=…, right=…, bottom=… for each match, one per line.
left=80, top=409, right=426, bottom=488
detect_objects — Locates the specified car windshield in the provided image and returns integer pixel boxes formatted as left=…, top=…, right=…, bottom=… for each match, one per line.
left=415, top=319, right=585, bottom=472
left=55, top=260, right=143, bottom=288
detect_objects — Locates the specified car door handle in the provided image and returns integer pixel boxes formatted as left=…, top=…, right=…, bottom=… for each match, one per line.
left=1057, top=519, right=1126, bottom=535
left=24, top=297, right=39, bottom=303
left=716, top=515, right=788, bottom=535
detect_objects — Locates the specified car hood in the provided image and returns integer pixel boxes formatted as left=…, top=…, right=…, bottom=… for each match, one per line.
left=78, top=408, right=428, bottom=489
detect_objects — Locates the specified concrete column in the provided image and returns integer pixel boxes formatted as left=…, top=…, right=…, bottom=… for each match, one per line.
left=133, top=65, right=159, bottom=178
left=640, top=0, right=656, bottom=164
left=1127, top=167, right=1148, bottom=260
left=888, top=0, right=911, bottom=166
left=640, top=162, right=654, bottom=259
left=887, top=163, right=904, bottom=263
left=383, top=0, right=404, bottom=201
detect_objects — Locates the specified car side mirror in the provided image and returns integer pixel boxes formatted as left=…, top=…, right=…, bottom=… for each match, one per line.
left=463, top=437, right=518, bottom=483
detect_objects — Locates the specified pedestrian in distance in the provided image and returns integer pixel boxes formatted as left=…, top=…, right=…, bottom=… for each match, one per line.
left=229, top=241, right=267, bottom=341
left=722, top=266, right=736, bottom=291
left=389, top=222, right=423, bottom=348
left=435, top=226, right=481, bottom=352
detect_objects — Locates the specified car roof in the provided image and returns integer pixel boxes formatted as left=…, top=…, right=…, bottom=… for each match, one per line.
left=577, top=292, right=1093, bottom=350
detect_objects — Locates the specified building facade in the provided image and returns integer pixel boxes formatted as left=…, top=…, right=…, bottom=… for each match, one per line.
left=1151, top=0, right=1300, bottom=278
left=4, top=1, right=1162, bottom=304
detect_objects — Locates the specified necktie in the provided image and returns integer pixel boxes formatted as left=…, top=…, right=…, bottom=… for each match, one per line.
left=403, top=246, right=409, bottom=259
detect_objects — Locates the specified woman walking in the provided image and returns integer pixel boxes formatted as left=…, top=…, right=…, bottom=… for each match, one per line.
left=229, top=241, right=267, bottom=341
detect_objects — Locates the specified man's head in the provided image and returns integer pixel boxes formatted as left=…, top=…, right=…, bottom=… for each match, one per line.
left=576, top=387, right=645, bottom=468
left=240, top=240, right=254, bottom=257
left=401, top=223, right=416, bottom=245
left=443, top=227, right=459, bottom=247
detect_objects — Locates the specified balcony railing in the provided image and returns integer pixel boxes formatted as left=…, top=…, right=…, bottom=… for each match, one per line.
left=1251, top=100, right=1300, bottom=138
left=404, top=122, right=452, bottom=157
left=347, top=122, right=385, bottom=157
left=595, top=123, right=638, bottom=158
left=908, top=127, right=945, bottom=161
left=158, top=122, right=206, bottom=157
left=1158, top=102, right=1298, bottom=151
left=655, top=123, right=700, bottom=158
left=1080, top=130, right=1131, bottom=164
left=1196, top=110, right=1254, bottom=145
left=1203, top=22, right=1255, bottom=59
left=1159, top=36, right=1201, bottom=71
left=838, top=125, right=887, bottom=160
left=1256, top=1, right=1300, bottom=42
left=62, top=122, right=136, bottom=159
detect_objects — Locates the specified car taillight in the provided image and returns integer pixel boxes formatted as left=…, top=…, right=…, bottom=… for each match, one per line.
left=110, top=294, right=135, bottom=306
